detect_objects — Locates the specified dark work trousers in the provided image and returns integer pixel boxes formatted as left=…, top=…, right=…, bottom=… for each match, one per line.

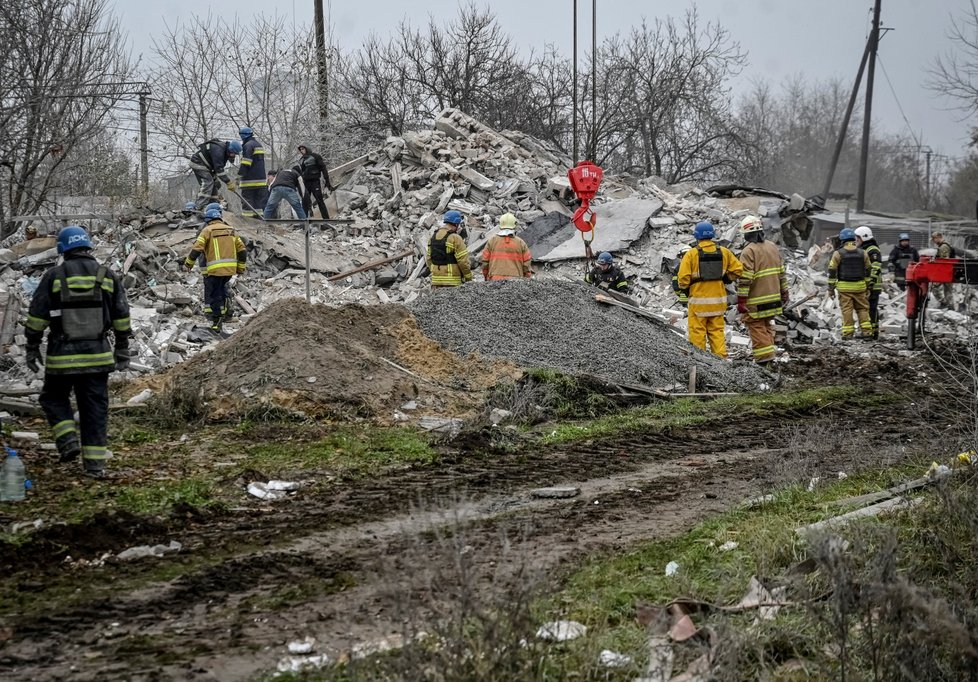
left=240, top=186, right=268, bottom=218
left=301, top=181, right=330, bottom=219
left=192, top=166, right=220, bottom=209
left=40, top=372, right=110, bottom=471
left=204, top=275, right=231, bottom=325
left=869, top=292, right=880, bottom=338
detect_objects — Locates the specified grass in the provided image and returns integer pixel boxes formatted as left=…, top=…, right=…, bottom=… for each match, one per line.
left=537, top=385, right=894, bottom=445
left=114, top=477, right=220, bottom=515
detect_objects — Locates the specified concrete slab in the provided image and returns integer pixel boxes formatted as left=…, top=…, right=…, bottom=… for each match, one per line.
left=531, top=487, right=580, bottom=499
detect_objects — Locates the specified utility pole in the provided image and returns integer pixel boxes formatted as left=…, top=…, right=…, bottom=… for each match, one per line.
left=925, top=148, right=932, bottom=210
left=313, top=0, right=329, bottom=146
left=856, top=0, right=882, bottom=212
left=822, top=39, right=870, bottom=199
left=138, top=91, right=149, bottom=197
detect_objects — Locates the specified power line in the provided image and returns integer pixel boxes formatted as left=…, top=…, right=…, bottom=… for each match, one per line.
left=877, top=55, right=922, bottom=148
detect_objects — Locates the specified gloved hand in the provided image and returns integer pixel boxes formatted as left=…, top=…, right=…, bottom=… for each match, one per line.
left=226, top=181, right=237, bottom=192
left=736, top=296, right=748, bottom=315
left=26, top=346, right=42, bottom=373
left=781, top=290, right=790, bottom=305
left=827, top=288, right=836, bottom=299
left=114, top=348, right=132, bottom=372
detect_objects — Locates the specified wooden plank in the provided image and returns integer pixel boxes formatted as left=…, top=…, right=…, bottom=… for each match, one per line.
left=325, top=248, right=413, bottom=282
left=796, top=496, right=923, bottom=537
left=391, top=162, right=402, bottom=194
left=688, top=365, right=697, bottom=393
left=825, top=477, right=931, bottom=509
left=0, top=398, right=42, bottom=416
left=0, top=292, right=20, bottom=346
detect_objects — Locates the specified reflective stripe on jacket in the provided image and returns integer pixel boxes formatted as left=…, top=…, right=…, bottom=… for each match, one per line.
left=737, top=240, right=787, bottom=319
left=186, top=220, right=247, bottom=276
left=828, top=244, right=871, bottom=293
left=863, top=241, right=883, bottom=292
left=585, top=264, right=629, bottom=292
left=426, top=229, right=472, bottom=287
left=238, top=135, right=267, bottom=187
left=677, top=240, right=743, bottom=317
left=481, top=234, right=532, bottom=280
left=24, top=252, right=131, bottom=375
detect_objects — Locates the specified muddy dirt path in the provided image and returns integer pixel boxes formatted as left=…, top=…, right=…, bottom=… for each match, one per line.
left=0, top=390, right=929, bottom=682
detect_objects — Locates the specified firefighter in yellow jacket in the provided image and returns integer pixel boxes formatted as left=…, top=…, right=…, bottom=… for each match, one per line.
left=183, top=203, right=247, bottom=334
left=426, top=211, right=473, bottom=288
left=827, top=228, right=872, bottom=339
left=736, top=215, right=788, bottom=364
left=677, top=222, right=743, bottom=358
left=482, top=213, right=532, bottom=280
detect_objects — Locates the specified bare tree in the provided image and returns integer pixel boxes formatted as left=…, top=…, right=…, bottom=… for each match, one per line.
left=929, top=0, right=978, bottom=121
left=0, top=0, right=134, bottom=237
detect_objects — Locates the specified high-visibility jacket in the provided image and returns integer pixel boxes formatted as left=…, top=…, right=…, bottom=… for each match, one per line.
left=482, top=234, right=532, bottom=280
left=828, top=243, right=871, bottom=293
left=25, top=252, right=131, bottom=375
left=585, top=264, right=629, bottom=292
left=862, top=240, right=883, bottom=292
left=426, top=228, right=472, bottom=287
left=238, top=134, right=267, bottom=190
left=185, top=219, right=247, bottom=276
left=737, top=239, right=787, bottom=319
left=677, top=239, right=742, bottom=317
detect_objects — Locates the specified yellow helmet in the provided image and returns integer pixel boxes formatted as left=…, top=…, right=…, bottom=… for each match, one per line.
left=499, top=213, right=517, bottom=229
left=740, top=215, right=763, bottom=234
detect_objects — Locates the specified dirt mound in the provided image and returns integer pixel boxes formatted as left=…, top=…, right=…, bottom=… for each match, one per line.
left=410, top=279, right=766, bottom=392
left=159, top=298, right=517, bottom=420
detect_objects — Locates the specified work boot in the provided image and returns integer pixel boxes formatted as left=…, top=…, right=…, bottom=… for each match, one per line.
left=57, top=436, right=82, bottom=463
left=83, top=468, right=109, bottom=480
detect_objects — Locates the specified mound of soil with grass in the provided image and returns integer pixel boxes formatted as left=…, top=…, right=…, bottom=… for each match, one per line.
left=159, top=298, right=518, bottom=420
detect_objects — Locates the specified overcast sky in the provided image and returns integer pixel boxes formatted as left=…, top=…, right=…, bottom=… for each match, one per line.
left=115, top=0, right=975, bottom=159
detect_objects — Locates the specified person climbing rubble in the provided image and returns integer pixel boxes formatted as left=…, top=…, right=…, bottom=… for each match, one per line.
left=23, top=226, right=132, bottom=478
left=426, top=210, right=473, bottom=288
left=827, top=228, right=873, bottom=340
left=482, top=213, right=533, bottom=281
left=237, top=127, right=268, bottom=218
left=854, top=226, right=883, bottom=339
left=932, top=232, right=956, bottom=309
left=677, top=221, right=742, bottom=358
left=297, top=144, right=334, bottom=219
left=263, top=167, right=308, bottom=221
left=585, top=252, right=630, bottom=293
left=188, top=138, right=241, bottom=209
left=736, top=215, right=788, bottom=365
left=888, top=233, right=919, bottom=292
left=183, top=203, right=247, bottom=335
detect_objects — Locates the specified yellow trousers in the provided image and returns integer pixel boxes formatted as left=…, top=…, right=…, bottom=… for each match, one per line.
left=838, top=291, right=871, bottom=338
left=688, top=314, right=726, bottom=358
left=743, top=315, right=776, bottom=362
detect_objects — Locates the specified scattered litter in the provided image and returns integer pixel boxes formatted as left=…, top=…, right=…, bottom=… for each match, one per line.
left=10, top=431, right=39, bottom=441
left=718, top=541, right=738, bottom=552
left=742, top=493, right=776, bottom=508
left=247, top=481, right=300, bottom=500
left=287, top=637, right=316, bottom=654
left=266, top=480, right=301, bottom=491
left=599, top=649, right=633, bottom=668
left=125, top=388, right=153, bottom=405
left=536, top=620, right=587, bottom=641
left=836, top=471, right=848, bottom=479
left=927, top=462, right=952, bottom=480
left=8, top=518, right=44, bottom=535
left=117, top=540, right=182, bottom=561
left=665, top=561, right=680, bottom=577
left=807, top=476, right=821, bottom=492
left=530, top=487, right=580, bottom=499
left=489, top=407, right=513, bottom=425
left=736, top=576, right=787, bottom=621
left=276, top=653, right=330, bottom=674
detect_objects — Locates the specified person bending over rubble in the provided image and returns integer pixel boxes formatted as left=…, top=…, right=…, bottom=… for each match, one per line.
left=482, top=213, right=533, bottom=281
left=677, top=222, right=743, bottom=359
left=183, top=203, right=247, bottom=335
left=736, top=216, right=788, bottom=365
left=426, top=210, right=473, bottom=288
left=23, top=226, right=132, bottom=478
left=585, top=252, right=630, bottom=293
left=263, top=167, right=308, bottom=222
left=827, top=228, right=873, bottom=340
left=189, top=138, right=242, bottom=210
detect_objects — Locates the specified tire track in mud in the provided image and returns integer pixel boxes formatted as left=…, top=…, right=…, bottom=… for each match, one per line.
left=0, top=402, right=924, bottom=681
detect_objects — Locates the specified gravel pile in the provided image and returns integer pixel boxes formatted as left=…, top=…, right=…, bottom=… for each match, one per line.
left=410, top=279, right=766, bottom=392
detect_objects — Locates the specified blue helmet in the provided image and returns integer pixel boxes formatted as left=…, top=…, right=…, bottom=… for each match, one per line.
left=228, top=140, right=243, bottom=155
left=693, top=221, right=715, bottom=240
left=239, top=126, right=253, bottom=139
left=899, top=232, right=910, bottom=240
left=184, top=201, right=196, bottom=212
left=839, top=228, right=856, bottom=242
left=57, top=225, right=92, bottom=254
left=204, top=203, right=223, bottom=220
left=443, top=210, right=463, bottom=225
left=597, top=252, right=613, bottom=264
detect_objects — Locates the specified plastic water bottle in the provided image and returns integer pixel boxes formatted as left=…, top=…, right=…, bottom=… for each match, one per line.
left=1, top=448, right=26, bottom=502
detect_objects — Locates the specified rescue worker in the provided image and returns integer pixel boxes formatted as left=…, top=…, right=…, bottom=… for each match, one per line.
left=887, top=232, right=919, bottom=292
left=189, top=138, right=242, bottom=209
left=736, top=215, right=788, bottom=364
left=827, top=228, right=873, bottom=339
left=671, top=246, right=691, bottom=307
left=426, top=210, right=472, bottom=288
left=482, top=213, right=533, bottom=281
left=585, top=252, right=630, bottom=293
left=24, top=226, right=131, bottom=478
left=677, top=222, right=743, bottom=358
left=263, top=167, right=307, bottom=221
left=237, top=127, right=268, bottom=218
left=932, top=232, right=956, bottom=309
left=183, top=203, right=247, bottom=334
left=854, top=226, right=883, bottom=339
left=297, top=144, right=333, bottom=219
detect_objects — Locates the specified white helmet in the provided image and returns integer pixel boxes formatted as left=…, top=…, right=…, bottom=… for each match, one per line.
left=740, top=215, right=763, bottom=234
left=854, top=225, right=874, bottom=242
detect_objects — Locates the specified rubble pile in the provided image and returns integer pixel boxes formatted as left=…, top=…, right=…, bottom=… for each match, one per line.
left=410, top=279, right=767, bottom=392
